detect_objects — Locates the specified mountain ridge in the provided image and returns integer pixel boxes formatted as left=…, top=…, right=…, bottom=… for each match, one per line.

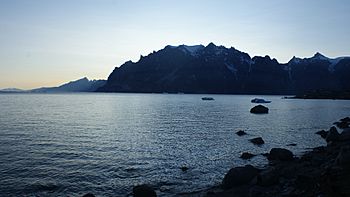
left=98, top=43, right=350, bottom=94
left=30, top=77, right=106, bottom=93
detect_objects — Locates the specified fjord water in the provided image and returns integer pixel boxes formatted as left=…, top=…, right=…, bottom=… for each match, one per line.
left=0, top=93, right=349, bottom=196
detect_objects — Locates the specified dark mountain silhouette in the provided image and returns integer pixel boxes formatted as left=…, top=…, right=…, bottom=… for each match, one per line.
left=31, top=77, right=106, bottom=93
left=0, top=88, right=25, bottom=92
left=97, top=43, right=350, bottom=94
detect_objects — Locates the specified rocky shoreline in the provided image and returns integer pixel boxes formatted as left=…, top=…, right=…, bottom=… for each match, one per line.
left=182, top=117, right=350, bottom=197
left=83, top=117, right=350, bottom=197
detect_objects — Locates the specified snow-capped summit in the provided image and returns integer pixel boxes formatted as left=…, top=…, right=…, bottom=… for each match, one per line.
left=178, top=44, right=205, bottom=56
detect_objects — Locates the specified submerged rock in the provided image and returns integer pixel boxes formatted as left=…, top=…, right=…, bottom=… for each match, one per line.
left=236, top=130, right=247, bottom=136
left=133, top=184, right=157, bottom=197
left=267, top=148, right=294, bottom=161
left=249, top=137, right=265, bottom=145
left=180, top=166, right=189, bottom=172
left=250, top=105, right=269, bottom=114
left=222, top=165, right=260, bottom=189
left=240, top=152, right=256, bottom=160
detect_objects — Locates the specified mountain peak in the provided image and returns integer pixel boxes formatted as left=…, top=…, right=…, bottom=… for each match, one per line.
left=206, top=42, right=217, bottom=48
left=312, top=52, right=329, bottom=60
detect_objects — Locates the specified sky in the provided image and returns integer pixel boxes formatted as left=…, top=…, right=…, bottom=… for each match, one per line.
left=0, top=0, right=349, bottom=89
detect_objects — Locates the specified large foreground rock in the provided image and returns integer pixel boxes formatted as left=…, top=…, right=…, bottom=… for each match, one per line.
left=339, top=128, right=350, bottom=141
left=267, top=148, right=294, bottom=161
left=133, top=184, right=157, bottom=197
left=250, top=105, right=269, bottom=114
left=222, top=165, right=260, bottom=189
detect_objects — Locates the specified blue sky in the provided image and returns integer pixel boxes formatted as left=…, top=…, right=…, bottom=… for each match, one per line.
left=1, top=0, right=349, bottom=89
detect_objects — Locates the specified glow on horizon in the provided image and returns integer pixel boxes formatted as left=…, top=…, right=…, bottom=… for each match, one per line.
left=0, top=0, right=350, bottom=89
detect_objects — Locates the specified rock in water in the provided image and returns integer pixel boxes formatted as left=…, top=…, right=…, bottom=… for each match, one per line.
left=133, top=184, right=157, bottom=197
left=315, top=130, right=328, bottom=139
left=240, top=152, right=256, bottom=160
left=222, top=165, right=260, bottom=189
left=236, top=130, right=247, bottom=136
left=267, top=148, right=294, bottom=161
left=249, top=137, right=265, bottom=145
left=180, top=166, right=189, bottom=172
left=250, top=105, right=269, bottom=114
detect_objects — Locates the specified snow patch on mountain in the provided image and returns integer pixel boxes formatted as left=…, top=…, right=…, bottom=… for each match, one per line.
left=177, top=45, right=205, bottom=56
left=225, top=62, right=238, bottom=79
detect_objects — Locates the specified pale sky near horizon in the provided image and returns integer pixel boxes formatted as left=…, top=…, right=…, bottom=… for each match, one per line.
left=1, top=0, right=349, bottom=89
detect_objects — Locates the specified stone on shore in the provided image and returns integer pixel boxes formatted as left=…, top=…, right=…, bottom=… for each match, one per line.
left=249, top=137, right=265, bottom=145
left=334, top=121, right=350, bottom=129
left=250, top=105, right=269, bottom=114
left=222, top=165, right=260, bottom=189
left=133, top=184, right=157, bottom=197
left=257, top=168, right=279, bottom=186
left=339, top=128, right=350, bottom=141
left=267, top=148, right=294, bottom=161
left=340, top=117, right=350, bottom=122
left=240, top=152, right=256, bottom=160
left=336, top=146, right=350, bottom=168
left=326, top=126, right=340, bottom=142
left=236, top=130, right=247, bottom=136
left=315, top=130, right=328, bottom=139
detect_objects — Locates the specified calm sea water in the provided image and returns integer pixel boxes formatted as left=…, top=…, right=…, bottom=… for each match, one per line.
left=0, top=93, right=349, bottom=196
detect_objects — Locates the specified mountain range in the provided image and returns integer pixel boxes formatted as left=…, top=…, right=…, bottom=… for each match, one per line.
left=0, top=78, right=106, bottom=93
left=97, top=43, right=350, bottom=94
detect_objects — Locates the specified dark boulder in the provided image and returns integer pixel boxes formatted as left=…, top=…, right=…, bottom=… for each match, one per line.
left=250, top=105, right=269, bottom=114
left=326, top=126, right=340, bottom=142
left=236, top=130, right=247, bottom=136
left=334, top=121, right=350, bottom=129
left=339, top=128, right=350, bottom=141
left=257, top=168, right=279, bottom=186
left=249, top=137, right=265, bottom=145
left=340, top=117, right=350, bottom=122
left=133, top=184, right=157, bottom=197
left=222, top=165, right=260, bottom=189
left=240, top=152, right=256, bottom=160
left=267, top=148, right=294, bottom=161
left=180, top=166, right=189, bottom=172
left=336, top=146, right=350, bottom=168
left=316, top=130, right=328, bottom=139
